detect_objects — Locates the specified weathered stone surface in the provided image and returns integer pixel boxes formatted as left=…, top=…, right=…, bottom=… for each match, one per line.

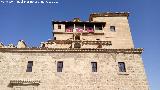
left=0, top=52, right=149, bottom=90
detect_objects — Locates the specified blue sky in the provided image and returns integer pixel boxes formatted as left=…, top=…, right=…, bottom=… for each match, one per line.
left=0, top=0, right=159, bottom=89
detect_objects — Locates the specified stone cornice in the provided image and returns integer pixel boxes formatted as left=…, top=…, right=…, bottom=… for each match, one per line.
left=10, top=80, right=40, bottom=85
left=52, top=21, right=106, bottom=24
left=0, top=48, right=143, bottom=54
left=53, top=32, right=104, bottom=35
left=46, top=40, right=112, bottom=45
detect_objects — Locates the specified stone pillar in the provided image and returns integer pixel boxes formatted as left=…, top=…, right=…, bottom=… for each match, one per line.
left=94, top=24, right=96, bottom=30
left=84, top=24, right=86, bottom=31
left=73, top=24, right=76, bottom=32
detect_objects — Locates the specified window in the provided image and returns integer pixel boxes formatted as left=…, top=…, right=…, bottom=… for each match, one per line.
left=74, top=43, right=81, bottom=48
left=58, top=24, right=61, bottom=29
left=57, top=61, right=63, bottom=72
left=54, top=37, right=56, bottom=40
left=26, top=61, right=33, bottom=72
left=118, top=62, right=126, bottom=72
left=75, top=35, right=80, bottom=40
left=110, top=26, right=116, bottom=32
left=91, top=62, right=97, bottom=72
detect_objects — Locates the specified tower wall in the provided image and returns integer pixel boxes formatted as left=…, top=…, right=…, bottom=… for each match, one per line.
left=0, top=52, right=149, bottom=90
left=92, top=17, right=134, bottom=49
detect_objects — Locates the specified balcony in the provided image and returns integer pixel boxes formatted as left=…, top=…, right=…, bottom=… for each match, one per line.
left=53, top=21, right=105, bottom=34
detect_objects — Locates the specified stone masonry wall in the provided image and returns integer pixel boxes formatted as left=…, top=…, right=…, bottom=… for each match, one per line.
left=92, top=17, right=134, bottom=49
left=0, top=52, right=149, bottom=90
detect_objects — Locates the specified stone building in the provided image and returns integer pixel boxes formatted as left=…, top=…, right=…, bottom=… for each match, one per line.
left=0, top=12, right=149, bottom=90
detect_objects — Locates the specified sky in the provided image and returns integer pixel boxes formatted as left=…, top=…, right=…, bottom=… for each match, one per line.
left=0, top=0, right=159, bottom=90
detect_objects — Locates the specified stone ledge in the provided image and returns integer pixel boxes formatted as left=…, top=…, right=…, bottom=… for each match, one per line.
left=118, top=72, right=129, bottom=75
left=10, top=80, right=40, bottom=85
left=46, top=40, right=112, bottom=45
left=0, top=48, right=143, bottom=54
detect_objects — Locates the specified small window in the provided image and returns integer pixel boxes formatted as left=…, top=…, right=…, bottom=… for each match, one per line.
left=58, top=24, right=61, bottom=29
left=74, top=43, right=81, bottom=48
left=91, top=62, right=97, bottom=72
left=96, top=39, right=100, bottom=40
left=75, top=35, right=80, bottom=40
left=54, top=37, right=56, bottom=40
left=26, top=61, right=33, bottom=72
left=118, top=62, right=126, bottom=72
left=110, top=26, right=116, bottom=32
left=57, top=61, right=63, bottom=72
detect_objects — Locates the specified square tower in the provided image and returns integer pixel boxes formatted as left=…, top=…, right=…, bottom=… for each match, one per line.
left=45, top=12, right=134, bottom=49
